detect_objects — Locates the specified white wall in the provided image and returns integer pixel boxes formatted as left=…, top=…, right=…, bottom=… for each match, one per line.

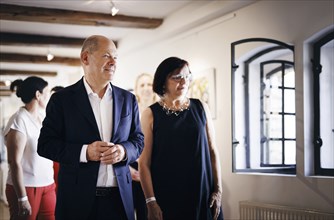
left=115, top=0, right=334, bottom=219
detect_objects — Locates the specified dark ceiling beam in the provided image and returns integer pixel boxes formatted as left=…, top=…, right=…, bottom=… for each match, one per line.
left=0, top=81, right=11, bottom=97
left=0, top=4, right=163, bottom=29
left=0, top=69, right=57, bottom=77
left=0, top=90, right=11, bottom=97
left=0, top=53, right=81, bottom=66
left=0, top=33, right=86, bottom=48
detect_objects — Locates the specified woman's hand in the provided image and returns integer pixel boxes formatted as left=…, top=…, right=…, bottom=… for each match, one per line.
left=147, top=201, right=163, bottom=220
left=18, top=200, right=32, bottom=216
left=209, top=191, right=222, bottom=220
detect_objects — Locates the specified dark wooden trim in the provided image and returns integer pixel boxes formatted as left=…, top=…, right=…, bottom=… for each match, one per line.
left=0, top=3, right=163, bottom=29
left=0, top=53, right=81, bottom=66
left=0, top=69, right=57, bottom=76
left=0, top=90, right=12, bottom=96
left=0, top=33, right=85, bottom=48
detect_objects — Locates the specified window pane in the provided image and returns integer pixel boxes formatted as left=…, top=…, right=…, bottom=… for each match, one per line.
left=284, top=115, right=296, bottom=139
left=320, top=145, right=334, bottom=168
left=269, top=71, right=282, bottom=87
left=284, top=89, right=295, bottom=113
left=284, top=70, right=295, bottom=87
left=267, top=114, right=282, bottom=138
left=284, top=141, right=296, bottom=164
left=268, top=141, right=282, bottom=164
left=235, top=144, right=247, bottom=169
left=265, top=87, right=282, bottom=112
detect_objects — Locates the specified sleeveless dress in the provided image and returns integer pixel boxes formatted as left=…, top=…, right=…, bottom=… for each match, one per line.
left=150, top=98, right=223, bottom=220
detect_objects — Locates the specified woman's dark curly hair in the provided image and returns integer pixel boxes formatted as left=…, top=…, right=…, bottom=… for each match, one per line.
left=10, top=76, right=48, bottom=104
left=153, top=57, right=189, bottom=96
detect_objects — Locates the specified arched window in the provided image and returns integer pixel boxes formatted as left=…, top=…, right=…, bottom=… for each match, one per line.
left=231, top=38, right=295, bottom=174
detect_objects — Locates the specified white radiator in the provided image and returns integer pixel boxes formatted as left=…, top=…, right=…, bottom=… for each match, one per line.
left=239, top=201, right=334, bottom=220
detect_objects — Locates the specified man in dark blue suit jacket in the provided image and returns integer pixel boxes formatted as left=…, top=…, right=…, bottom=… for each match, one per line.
left=38, top=35, right=144, bottom=220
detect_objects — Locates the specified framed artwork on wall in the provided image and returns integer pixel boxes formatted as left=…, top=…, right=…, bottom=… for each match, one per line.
left=188, top=68, right=216, bottom=119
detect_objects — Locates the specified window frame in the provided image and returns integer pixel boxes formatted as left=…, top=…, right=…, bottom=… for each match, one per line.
left=260, top=60, right=295, bottom=167
left=231, top=38, right=295, bottom=174
left=312, top=30, right=334, bottom=176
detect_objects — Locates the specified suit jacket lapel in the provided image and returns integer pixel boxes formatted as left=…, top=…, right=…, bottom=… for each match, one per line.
left=112, top=85, right=124, bottom=139
left=72, top=78, right=100, bottom=138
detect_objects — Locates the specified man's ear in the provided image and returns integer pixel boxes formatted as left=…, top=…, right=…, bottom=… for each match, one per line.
left=81, top=51, right=89, bottom=65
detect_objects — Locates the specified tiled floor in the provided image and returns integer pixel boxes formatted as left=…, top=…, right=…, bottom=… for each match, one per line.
left=0, top=200, right=9, bottom=220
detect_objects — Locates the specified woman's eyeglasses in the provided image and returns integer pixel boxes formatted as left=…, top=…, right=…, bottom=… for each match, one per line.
left=170, top=73, right=193, bottom=82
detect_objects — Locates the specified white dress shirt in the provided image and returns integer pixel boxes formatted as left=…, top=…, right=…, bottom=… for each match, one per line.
left=80, top=78, right=118, bottom=187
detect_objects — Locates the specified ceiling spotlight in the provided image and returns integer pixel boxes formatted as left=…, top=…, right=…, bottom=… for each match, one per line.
left=4, top=80, right=11, bottom=87
left=110, top=1, right=119, bottom=16
left=47, top=50, right=54, bottom=61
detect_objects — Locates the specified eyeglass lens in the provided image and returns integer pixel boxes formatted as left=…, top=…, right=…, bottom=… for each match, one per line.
left=171, top=73, right=192, bottom=81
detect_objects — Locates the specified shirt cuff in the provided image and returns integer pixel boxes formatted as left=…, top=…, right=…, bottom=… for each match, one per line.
left=80, top=144, right=88, bottom=162
left=122, top=146, right=128, bottom=161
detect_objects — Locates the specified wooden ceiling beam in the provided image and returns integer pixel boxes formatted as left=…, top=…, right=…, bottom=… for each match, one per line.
left=0, top=69, right=57, bottom=77
left=0, top=32, right=86, bottom=48
left=0, top=53, right=81, bottom=66
left=0, top=90, right=12, bottom=97
left=0, top=81, right=11, bottom=97
left=0, top=4, right=163, bottom=29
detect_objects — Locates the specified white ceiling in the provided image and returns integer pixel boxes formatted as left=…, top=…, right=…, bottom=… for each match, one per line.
left=0, top=0, right=206, bottom=74
left=0, top=0, right=254, bottom=77
left=0, top=0, right=218, bottom=60
left=0, top=0, right=199, bottom=39
left=0, top=0, right=193, bottom=18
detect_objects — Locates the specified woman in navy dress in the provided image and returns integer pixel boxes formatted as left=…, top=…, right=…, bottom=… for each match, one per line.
left=139, top=57, right=223, bottom=220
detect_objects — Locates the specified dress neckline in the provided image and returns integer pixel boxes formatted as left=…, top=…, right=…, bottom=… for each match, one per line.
left=158, top=98, right=191, bottom=116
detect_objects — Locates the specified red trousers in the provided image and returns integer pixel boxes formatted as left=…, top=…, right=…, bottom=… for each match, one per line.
left=6, top=183, right=56, bottom=220
left=53, top=162, right=59, bottom=192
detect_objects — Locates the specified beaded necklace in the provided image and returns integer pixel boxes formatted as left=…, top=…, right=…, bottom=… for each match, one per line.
left=159, top=98, right=190, bottom=116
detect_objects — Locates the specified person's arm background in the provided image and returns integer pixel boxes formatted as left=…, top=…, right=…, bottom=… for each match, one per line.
left=6, top=129, right=32, bottom=215
left=139, top=107, right=163, bottom=220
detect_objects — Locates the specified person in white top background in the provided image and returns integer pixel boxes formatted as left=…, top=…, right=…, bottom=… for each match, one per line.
left=3, top=76, right=55, bottom=219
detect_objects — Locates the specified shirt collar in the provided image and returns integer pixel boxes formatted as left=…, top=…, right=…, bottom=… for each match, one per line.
left=83, top=77, right=112, bottom=97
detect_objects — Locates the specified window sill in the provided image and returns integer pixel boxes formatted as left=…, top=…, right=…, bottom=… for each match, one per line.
left=234, top=172, right=295, bottom=177
left=233, top=167, right=296, bottom=175
left=306, top=175, right=334, bottom=179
